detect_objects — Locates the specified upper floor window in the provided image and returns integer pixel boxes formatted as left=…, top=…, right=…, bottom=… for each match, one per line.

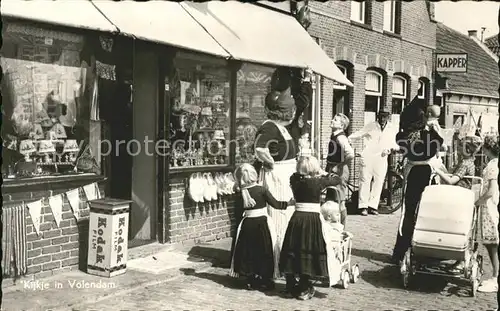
left=392, top=75, right=407, bottom=115
left=333, top=65, right=348, bottom=90
left=365, top=70, right=383, bottom=113
left=383, top=0, right=401, bottom=33
left=351, top=1, right=366, bottom=24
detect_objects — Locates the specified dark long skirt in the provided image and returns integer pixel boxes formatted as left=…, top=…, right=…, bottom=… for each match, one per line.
left=279, top=211, right=329, bottom=278
left=392, top=165, right=432, bottom=261
left=232, top=216, right=274, bottom=279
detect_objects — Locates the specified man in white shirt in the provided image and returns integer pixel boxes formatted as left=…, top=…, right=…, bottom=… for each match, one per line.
left=348, top=109, right=399, bottom=216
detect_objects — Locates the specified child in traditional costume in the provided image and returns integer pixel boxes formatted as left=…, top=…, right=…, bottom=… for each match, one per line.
left=279, top=156, right=343, bottom=300
left=230, top=163, right=281, bottom=291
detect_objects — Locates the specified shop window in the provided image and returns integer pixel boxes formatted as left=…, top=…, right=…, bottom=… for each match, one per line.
left=1, top=22, right=98, bottom=179
left=235, top=63, right=274, bottom=165
left=351, top=1, right=366, bottom=24
left=383, top=0, right=401, bottom=34
left=168, top=54, right=230, bottom=169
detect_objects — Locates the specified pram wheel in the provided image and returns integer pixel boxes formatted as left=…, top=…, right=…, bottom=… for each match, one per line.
left=341, top=269, right=350, bottom=289
left=470, top=260, right=481, bottom=297
left=350, top=264, right=360, bottom=283
left=401, top=249, right=413, bottom=289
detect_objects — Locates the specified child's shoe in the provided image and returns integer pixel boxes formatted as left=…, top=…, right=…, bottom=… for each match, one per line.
left=297, top=286, right=315, bottom=300
left=245, top=275, right=258, bottom=290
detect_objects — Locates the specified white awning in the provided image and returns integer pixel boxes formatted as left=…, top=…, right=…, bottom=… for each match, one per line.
left=91, top=1, right=230, bottom=58
left=1, top=0, right=118, bottom=33
left=181, top=2, right=353, bottom=87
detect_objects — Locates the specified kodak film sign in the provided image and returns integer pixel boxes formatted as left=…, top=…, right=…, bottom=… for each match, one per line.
left=436, top=53, right=468, bottom=73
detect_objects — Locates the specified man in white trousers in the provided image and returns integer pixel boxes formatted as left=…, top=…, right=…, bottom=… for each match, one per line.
left=348, top=109, right=399, bottom=216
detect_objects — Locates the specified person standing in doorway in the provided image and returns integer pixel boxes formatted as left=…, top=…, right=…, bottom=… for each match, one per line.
left=348, top=109, right=399, bottom=216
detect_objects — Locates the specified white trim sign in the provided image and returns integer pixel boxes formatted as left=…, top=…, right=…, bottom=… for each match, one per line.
left=436, top=53, right=468, bottom=73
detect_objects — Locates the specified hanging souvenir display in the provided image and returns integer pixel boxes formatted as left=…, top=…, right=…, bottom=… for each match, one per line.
left=90, top=76, right=100, bottom=121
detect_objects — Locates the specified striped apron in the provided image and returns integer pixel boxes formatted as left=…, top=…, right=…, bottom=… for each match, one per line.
left=295, top=203, right=340, bottom=286
left=257, top=120, right=297, bottom=254
left=260, top=158, right=296, bottom=252
left=229, top=207, right=280, bottom=279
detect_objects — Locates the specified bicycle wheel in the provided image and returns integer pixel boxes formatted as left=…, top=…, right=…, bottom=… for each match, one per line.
left=378, top=171, right=404, bottom=214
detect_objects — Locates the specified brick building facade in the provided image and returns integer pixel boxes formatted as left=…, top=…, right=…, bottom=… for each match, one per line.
left=3, top=180, right=106, bottom=279
left=306, top=0, right=437, bottom=173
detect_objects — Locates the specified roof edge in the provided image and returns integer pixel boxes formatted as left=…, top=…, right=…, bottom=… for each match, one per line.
left=469, top=35, right=499, bottom=63
left=441, top=90, right=499, bottom=100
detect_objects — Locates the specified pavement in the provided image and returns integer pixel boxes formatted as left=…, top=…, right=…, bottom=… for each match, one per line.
left=2, top=212, right=498, bottom=311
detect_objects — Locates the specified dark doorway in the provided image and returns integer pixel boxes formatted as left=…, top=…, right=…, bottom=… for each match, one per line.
left=108, top=82, right=133, bottom=201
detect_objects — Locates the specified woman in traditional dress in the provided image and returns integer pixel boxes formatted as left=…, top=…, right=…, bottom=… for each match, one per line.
left=279, top=156, right=343, bottom=300
left=254, top=67, right=312, bottom=254
left=391, top=100, right=444, bottom=263
left=230, top=163, right=281, bottom=291
left=477, top=135, right=500, bottom=293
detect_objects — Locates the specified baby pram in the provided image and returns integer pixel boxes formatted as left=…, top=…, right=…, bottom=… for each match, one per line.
left=401, top=176, right=484, bottom=296
left=319, top=186, right=360, bottom=289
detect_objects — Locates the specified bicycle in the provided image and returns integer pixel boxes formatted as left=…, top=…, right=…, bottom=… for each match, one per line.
left=342, top=153, right=405, bottom=215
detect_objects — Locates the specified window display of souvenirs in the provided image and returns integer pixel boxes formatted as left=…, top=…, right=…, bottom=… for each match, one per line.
left=1, top=24, right=96, bottom=179
left=168, top=56, right=230, bottom=169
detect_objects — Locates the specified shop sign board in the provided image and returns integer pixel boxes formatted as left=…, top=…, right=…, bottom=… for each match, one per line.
left=436, top=53, right=468, bottom=73
left=87, top=198, right=131, bottom=278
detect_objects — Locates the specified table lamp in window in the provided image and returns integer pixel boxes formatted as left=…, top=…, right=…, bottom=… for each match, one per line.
left=38, top=140, right=56, bottom=163
left=51, top=123, right=67, bottom=139
left=19, top=140, right=37, bottom=162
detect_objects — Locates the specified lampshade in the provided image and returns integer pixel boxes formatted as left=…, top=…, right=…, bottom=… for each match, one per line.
left=213, top=130, right=225, bottom=140
left=51, top=123, right=67, bottom=139
left=38, top=140, right=56, bottom=154
left=63, top=140, right=80, bottom=153
left=33, top=124, right=44, bottom=139
left=19, top=140, right=36, bottom=155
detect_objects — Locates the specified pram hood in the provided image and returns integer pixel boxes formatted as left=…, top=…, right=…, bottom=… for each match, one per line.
left=415, top=185, right=475, bottom=236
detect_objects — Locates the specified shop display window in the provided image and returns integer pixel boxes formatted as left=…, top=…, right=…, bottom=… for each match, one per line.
left=234, top=63, right=275, bottom=164
left=1, top=22, right=99, bottom=179
left=168, top=54, right=230, bottom=169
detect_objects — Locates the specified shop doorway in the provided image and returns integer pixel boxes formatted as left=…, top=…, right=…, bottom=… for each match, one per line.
left=108, top=81, right=133, bottom=202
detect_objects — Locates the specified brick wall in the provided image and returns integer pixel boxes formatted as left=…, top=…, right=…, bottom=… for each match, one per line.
left=3, top=181, right=105, bottom=280
left=167, top=177, right=238, bottom=244
left=309, top=0, right=436, bottom=182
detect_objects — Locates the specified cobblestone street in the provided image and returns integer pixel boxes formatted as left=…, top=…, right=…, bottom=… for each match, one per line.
left=62, top=213, right=497, bottom=311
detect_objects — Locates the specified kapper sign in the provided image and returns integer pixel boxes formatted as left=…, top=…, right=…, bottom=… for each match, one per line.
left=436, top=53, right=468, bottom=73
